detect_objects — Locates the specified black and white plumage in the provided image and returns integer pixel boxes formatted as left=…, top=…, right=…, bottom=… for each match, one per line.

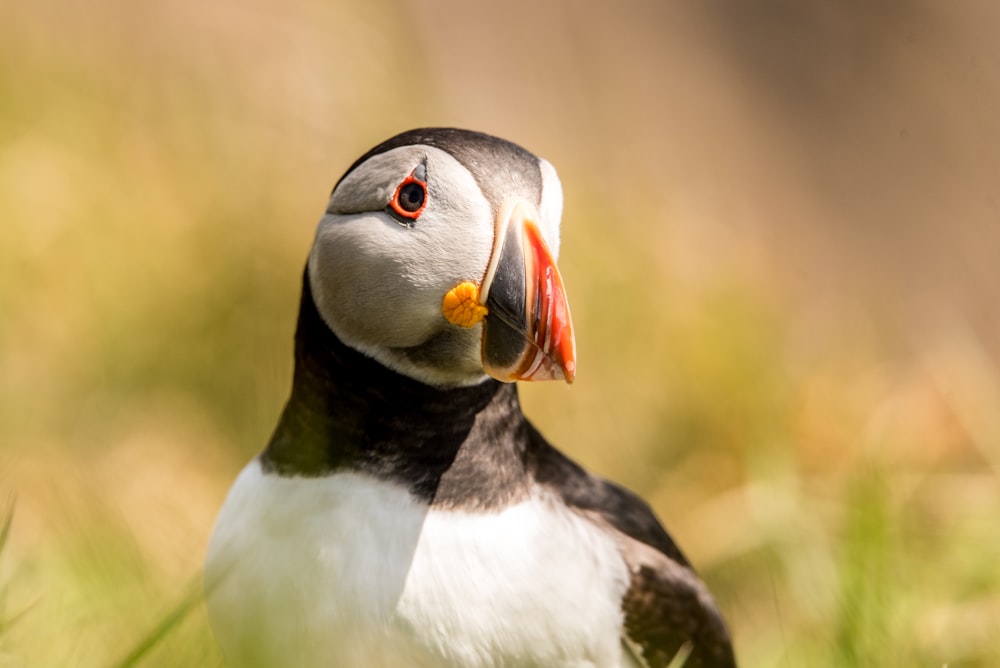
left=205, top=128, right=737, bottom=668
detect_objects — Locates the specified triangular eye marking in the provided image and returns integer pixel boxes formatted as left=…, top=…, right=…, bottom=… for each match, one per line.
left=388, top=164, right=428, bottom=224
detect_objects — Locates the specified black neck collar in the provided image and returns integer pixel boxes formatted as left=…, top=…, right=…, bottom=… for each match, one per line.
left=260, top=269, right=533, bottom=508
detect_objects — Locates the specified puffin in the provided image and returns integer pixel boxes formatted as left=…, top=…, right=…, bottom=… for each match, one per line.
left=205, top=128, right=737, bottom=668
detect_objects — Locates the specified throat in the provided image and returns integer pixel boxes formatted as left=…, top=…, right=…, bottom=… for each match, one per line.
left=260, top=270, right=533, bottom=509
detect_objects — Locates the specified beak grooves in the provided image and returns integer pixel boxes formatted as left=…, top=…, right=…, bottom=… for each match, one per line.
left=479, top=199, right=576, bottom=384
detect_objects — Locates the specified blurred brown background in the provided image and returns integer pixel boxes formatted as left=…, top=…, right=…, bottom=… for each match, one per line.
left=2, top=0, right=999, bottom=665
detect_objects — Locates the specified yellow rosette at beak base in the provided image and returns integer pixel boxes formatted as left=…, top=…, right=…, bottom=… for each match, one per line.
left=442, top=281, right=489, bottom=328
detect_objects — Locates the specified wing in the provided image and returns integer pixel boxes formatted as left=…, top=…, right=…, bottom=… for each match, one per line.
left=525, top=424, right=737, bottom=668
left=618, top=535, right=736, bottom=668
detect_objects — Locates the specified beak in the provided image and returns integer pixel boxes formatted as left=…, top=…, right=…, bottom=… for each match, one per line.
left=477, top=199, right=576, bottom=383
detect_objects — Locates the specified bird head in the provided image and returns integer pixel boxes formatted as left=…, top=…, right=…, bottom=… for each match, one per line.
left=307, top=128, right=576, bottom=388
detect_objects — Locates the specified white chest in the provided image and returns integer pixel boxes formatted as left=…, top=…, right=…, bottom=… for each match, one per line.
left=205, top=461, right=633, bottom=667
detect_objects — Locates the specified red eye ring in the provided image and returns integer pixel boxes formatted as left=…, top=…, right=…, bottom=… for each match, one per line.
left=389, top=174, right=428, bottom=221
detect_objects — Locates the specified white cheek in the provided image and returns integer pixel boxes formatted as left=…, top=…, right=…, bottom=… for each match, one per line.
left=308, top=195, right=494, bottom=353
left=309, top=213, right=439, bottom=348
left=305, top=144, right=504, bottom=386
left=537, top=159, right=564, bottom=260
left=404, top=201, right=493, bottom=289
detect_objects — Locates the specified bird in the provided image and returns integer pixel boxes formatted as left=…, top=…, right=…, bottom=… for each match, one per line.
left=204, top=128, right=737, bottom=668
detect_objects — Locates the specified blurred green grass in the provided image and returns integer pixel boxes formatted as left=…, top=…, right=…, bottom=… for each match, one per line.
left=3, top=0, right=1000, bottom=666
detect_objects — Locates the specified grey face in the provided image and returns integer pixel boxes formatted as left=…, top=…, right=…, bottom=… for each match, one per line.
left=308, top=132, right=565, bottom=388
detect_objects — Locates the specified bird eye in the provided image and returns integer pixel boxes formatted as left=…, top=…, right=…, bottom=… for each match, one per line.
left=389, top=174, right=427, bottom=222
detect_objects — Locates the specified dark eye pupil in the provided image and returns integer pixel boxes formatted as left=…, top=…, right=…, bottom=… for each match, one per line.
left=398, top=182, right=425, bottom=212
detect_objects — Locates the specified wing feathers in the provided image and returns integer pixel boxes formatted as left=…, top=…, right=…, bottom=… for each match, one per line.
left=619, top=536, right=736, bottom=668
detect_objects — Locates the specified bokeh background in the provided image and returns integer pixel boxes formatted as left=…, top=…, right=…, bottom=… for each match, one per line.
left=2, top=0, right=1000, bottom=665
